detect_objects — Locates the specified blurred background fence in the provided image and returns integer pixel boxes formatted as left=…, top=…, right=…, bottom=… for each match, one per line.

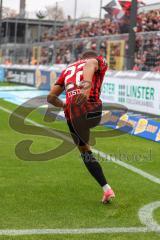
left=0, top=31, right=159, bottom=72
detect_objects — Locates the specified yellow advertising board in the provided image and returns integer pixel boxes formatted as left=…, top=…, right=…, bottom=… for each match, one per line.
left=107, top=40, right=125, bottom=70
left=32, top=46, right=41, bottom=65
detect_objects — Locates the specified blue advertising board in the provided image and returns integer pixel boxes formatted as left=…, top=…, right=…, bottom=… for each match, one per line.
left=35, top=69, right=61, bottom=90
left=103, top=112, right=160, bottom=143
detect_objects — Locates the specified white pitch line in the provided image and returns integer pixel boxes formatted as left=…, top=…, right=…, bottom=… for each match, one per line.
left=0, top=227, right=151, bottom=236
left=1, top=105, right=160, bottom=186
left=0, top=203, right=157, bottom=236
left=92, top=149, right=160, bottom=185
left=139, top=201, right=160, bottom=232
left=0, top=201, right=159, bottom=235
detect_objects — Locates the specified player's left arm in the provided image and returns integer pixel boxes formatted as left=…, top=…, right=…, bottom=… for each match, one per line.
left=47, top=85, right=65, bottom=108
left=47, top=71, right=66, bottom=108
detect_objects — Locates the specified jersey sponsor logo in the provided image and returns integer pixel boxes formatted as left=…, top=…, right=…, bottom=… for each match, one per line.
left=67, top=89, right=81, bottom=98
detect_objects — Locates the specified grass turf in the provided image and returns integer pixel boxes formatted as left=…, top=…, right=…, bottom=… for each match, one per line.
left=0, top=233, right=160, bottom=240
left=0, top=82, right=17, bottom=87
left=0, top=99, right=160, bottom=239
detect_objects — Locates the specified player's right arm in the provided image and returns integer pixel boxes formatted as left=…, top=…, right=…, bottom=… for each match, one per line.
left=74, top=59, right=98, bottom=104
left=82, top=58, right=99, bottom=98
left=47, top=70, right=66, bottom=108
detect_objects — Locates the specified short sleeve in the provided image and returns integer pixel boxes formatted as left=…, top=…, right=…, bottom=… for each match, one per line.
left=96, top=56, right=108, bottom=73
left=54, top=70, right=65, bottom=88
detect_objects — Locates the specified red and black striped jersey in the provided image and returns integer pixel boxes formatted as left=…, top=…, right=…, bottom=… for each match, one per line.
left=54, top=56, right=108, bottom=120
left=55, top=56, right=108, bottom=104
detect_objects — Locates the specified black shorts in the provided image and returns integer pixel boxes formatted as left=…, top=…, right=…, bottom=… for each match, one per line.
left=67, top=109, right=102, bottom=146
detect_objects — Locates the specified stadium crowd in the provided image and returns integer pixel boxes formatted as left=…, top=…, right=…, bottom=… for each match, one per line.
left=134, top=34, right=160, bottom=72
left=38, top=9, right=160, bottom=71
left=137, top=10, right=160, bottom=32
left=5, top=9, right=160, bottom=72
left=42, top=10, right=160, bottom=42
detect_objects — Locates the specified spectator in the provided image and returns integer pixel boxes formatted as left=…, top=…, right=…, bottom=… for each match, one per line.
left=39, top=9, right=160, bottom=71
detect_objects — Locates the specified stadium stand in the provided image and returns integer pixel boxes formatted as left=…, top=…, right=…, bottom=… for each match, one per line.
left=39, top=9, right=160, bottom=70
left=137, top=10, right=160, bottom=32
left=42, top=10, right=160, bottom=42
left=0, top=9, right=159, bottom=71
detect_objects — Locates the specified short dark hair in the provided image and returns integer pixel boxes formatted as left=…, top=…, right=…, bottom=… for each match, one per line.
left=82, top=50, right=98, bottom=59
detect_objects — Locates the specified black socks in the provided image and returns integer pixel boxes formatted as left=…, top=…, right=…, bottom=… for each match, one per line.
left=81, top=151, right=107, bottom=187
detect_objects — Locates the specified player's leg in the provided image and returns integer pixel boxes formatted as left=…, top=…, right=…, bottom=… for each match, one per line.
left=67, top=102, right=115, bottom=203
left=78, top=144, right=115, bottom=203
left=79, top=144, right=108, bottom=187
left=67, top=120, right=107, bottom=186
left=67, top=119, right=115, bottom=203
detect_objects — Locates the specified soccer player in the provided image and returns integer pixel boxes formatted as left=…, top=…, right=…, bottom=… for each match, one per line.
left=47, top=50, right=115, bottom=203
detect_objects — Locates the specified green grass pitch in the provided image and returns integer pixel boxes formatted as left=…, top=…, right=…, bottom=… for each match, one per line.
left=0, top=99, right=160, bottom=240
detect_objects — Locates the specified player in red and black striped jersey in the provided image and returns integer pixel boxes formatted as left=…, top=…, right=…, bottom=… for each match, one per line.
left=47, top=50, right=115, bottom=204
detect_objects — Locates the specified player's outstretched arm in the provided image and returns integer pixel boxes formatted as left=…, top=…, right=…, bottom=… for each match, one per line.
left=47, top=85, right=66, bottom=108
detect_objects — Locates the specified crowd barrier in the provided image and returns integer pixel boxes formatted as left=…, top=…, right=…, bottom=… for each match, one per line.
left=1, top=65, right=160, bottom=143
